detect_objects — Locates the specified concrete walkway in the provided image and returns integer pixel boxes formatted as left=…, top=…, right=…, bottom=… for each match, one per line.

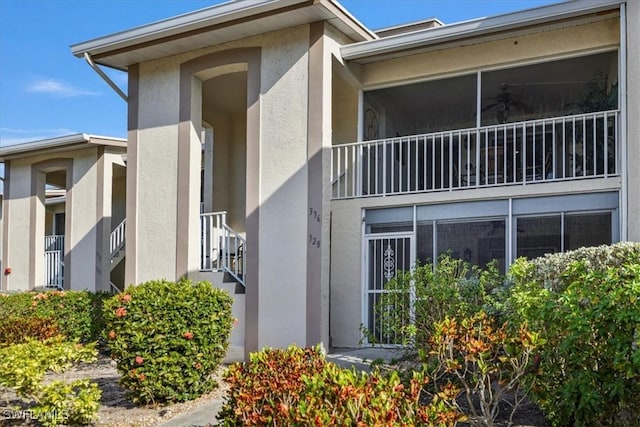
left=157, top=347, right=400, bottom=427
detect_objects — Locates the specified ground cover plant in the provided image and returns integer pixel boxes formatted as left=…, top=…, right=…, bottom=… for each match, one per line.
left=219, top=345, right=465, bottom=426
left=103, top=278, right=233, bottom=404
left=0, top=337, right=101, bottom=426
left=0, top=290, right=105, bottom=425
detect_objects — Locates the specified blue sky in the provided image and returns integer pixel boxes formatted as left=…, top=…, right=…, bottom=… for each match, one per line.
left=0, top=0, right=557, bottom=148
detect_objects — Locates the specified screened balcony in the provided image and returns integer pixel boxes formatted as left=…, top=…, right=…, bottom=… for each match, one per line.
left=332, top=110, right=618, bottom=198
left=332, top=51, right=620, bottom=199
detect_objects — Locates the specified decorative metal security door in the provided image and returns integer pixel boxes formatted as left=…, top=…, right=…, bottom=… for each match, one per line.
left=364, top=234, right=414, bottom=345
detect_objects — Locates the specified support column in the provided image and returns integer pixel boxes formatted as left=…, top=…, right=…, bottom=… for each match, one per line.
left=203, top=124, right=214, bottom=213
left=306, top=22, right=331, bottom=348
left=96, top=148, right=113, bottom=292
left=625, top=2, right=640, bottom=241
left=66, top=154, right=99, bottom=290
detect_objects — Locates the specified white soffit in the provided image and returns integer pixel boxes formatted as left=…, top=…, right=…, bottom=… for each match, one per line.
left=341, top=0, right=624, bottom=64
left=71, top=0, right=375, bottom=70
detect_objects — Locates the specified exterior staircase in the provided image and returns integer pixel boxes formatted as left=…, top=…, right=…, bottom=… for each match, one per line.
left=110, top=218, right=126, bottom=271
left=200, top=211, right=246, bottom=287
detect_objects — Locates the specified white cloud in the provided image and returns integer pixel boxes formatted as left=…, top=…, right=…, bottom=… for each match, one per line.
left=26, top=78, right=100, bottom=97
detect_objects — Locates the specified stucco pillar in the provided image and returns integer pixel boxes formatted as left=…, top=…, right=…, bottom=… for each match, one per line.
left=203, top=124, right=214, bottom=213
left=625, top=1, right=640, bottom=241
left=66, top=153, right=100, bottom=290
left=96, top=149, right=114, bottom=292
left=176, top=76, right=203, bottom=279
left=2, top=163, right=39, bottom=291
left=306, top=22, right=331, bottom=349
left=126, top=59, right=202, bottom=286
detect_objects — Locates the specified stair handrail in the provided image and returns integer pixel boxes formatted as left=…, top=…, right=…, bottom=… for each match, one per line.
left=221, top=224, right=246, bottom=287
left=110, top=218, right=126, bottom=258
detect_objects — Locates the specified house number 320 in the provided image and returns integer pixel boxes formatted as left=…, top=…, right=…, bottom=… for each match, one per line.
left=308, top=235, right=321, bottom=248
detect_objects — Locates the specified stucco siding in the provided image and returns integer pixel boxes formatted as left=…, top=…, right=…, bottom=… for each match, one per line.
left=626, top=1, right=640, bottom=240
left=360, top=17, right=620, bottom=88
left=257, top=25, right=310, bottom=349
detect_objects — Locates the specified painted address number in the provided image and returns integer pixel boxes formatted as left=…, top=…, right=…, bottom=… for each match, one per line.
left=308, top=235, right=321, bottom=248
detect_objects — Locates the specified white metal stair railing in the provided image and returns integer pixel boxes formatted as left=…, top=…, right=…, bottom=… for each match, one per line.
left=44, top=235, right=64, bottom=289
left=110, top=219, right=126, bottom=269
left=200, top=211, right=246, bottom=287
left=221, top=224, right=246, bottom=286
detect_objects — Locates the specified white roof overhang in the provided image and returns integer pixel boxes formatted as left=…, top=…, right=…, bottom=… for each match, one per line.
left=342, top=0, right=624, bottom=64
left=71, top=0, right=376, bottom=70
left=0, top=134, right=127, bottom=161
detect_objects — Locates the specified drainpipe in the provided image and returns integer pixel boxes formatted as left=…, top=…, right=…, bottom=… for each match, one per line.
left=84, top=52, right=127, bottom=102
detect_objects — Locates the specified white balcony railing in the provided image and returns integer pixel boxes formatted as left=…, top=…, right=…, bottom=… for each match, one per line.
left=331, top=110, right=619, bottom=199
left=44, top=235, right=64, bottom=289
left=200, top=211, right=245, bottom=287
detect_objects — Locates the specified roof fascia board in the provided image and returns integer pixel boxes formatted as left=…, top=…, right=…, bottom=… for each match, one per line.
left=0, top=134, right=126, bottom=160
left=319, top=0, right=377, bottom=40
left=71, top=0, right=312, bottom=58
left=341, top=0, right=624, bottom=61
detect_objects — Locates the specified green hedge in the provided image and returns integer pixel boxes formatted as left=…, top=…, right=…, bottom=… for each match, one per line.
left=509, top=242, right=640, bottom=426
left=0, top=290, right=110, bottom=343
left=103, top=278, right=233, bottom=403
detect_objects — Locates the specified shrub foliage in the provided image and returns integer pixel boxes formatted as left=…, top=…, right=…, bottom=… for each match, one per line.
left=0, top=337, right=101, bottom=427
left=0, top=315, right=61, bottom=345
left=370, top=256, right=506, bottom=350
left=0, top=290, right=110, bottom=343
left=103, top=278, right=233, bottom=403
left=427, top=312, right=542, bottom=426
left=509, top=242, right=640, bottom=426
left=219, top=345, right=464, bottom=426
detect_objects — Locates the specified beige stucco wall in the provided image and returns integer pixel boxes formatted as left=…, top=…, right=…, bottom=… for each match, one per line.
left=134, top=59, right=182, bottom=283
left=359, top=17, right=620, bottom=88
left=626, top=1, right=640, bottom=241
left=130, top=24, right=328, bottom=352
left=1, top=146, right=124, bottom=292
left=255, top=26, right=310, bottom=349
left=2, top=160, right=33, bottom=291
left=0, top=195, right=3, bottom=271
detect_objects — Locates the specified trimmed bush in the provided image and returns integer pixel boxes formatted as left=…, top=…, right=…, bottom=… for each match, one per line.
left=219, top=345, right=464, bottom=426
left=0, top=315, right=61, bottom=345
left=0, top=337, right=101, bottom=427
left=103, top=278, right=233, bottom=403
left=509, top=242, right=640, bottom=426
left=0, top=290, right=110, bottom=343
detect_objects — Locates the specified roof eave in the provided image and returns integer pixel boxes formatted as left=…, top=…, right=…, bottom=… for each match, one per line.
left=71, top=0, right=299, bottom=59
left=0, top=134, right=127, bottom=161
left=341, top=0, right=624, bottom=62
left=70, top=0, right=376, bottom=69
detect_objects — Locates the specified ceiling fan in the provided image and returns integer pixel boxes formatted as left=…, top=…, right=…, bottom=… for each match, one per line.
left=481, top=77, right=608, bottom=123
left=481, top=83, right=533, bottom=124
